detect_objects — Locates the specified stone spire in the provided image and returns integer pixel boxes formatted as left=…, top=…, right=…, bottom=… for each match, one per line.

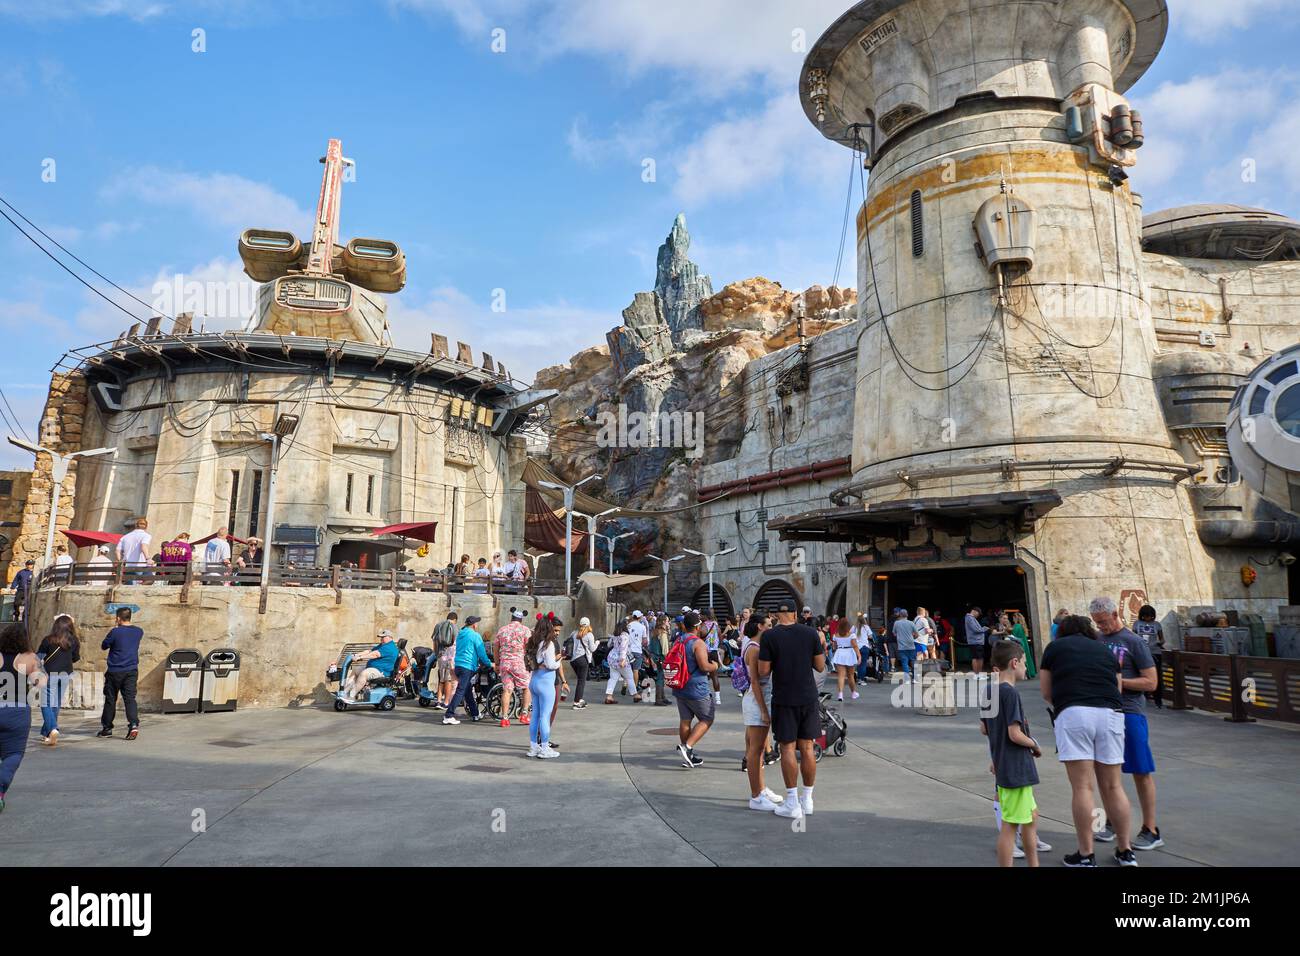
left=654, top=213, right=713, bottom=344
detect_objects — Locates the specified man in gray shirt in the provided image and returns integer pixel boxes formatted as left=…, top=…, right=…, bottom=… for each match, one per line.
left=965, top=606, right=990, bottom=674
left=892, top=610, right=918, bottom=678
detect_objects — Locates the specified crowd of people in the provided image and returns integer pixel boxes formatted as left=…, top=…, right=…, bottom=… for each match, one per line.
left=0, top=575, right=1171, bottom=866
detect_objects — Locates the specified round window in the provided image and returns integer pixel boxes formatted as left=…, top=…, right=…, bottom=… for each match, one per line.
left=1274, top=382, right=1300, bottom=438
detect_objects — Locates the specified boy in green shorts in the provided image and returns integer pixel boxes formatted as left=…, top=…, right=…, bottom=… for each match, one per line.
left=981, top=640, right=1043, bottom=866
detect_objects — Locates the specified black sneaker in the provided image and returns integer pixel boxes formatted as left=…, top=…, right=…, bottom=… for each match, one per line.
left=687, top=750, right=704, bottom=768
left=1094, top=825, right=1116, bottom=843
left=1063, top=851, right=1097, bottom=868
left=96, top=728, right=113, bottom=738
left=549, top=742, right=559, bottom=751
left=1115, top=848, right=1139, bottom=867
left=1133, top=827, right=1164, bottom=850
left=125, top=727, right=139, bottom=740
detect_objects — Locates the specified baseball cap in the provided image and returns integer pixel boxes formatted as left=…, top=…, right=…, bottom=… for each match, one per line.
left=579, top=616, right=591, bottom=627
left=802, top=606, right=812, bottom=613
left=632, top=610, right=643, bottom=618
left=465, top=615, right=482, bottom=626
left=377, top=628, right=395, bottom=639
left=776, top=602, right=794, bottom=613
left=511, top=609, right=526, bottom=620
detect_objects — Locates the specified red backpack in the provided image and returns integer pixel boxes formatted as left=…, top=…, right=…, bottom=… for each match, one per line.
left=662, top=636, right=693, bottom=691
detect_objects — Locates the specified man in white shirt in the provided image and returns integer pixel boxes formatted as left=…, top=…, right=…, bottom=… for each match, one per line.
left=203, top=528, right=232, bottom=583
left=116, top=519, right=152, bottom=564
left=627, top=610, right=649, bottom=695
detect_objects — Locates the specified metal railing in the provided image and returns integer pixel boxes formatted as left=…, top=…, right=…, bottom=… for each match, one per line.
left=1166, top=649, right=1300, bottom=725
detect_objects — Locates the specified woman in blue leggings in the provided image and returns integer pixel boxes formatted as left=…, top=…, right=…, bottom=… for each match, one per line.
left=526, top=617, right=566, bottom=759
left=1, top=623, right=47, bottom=813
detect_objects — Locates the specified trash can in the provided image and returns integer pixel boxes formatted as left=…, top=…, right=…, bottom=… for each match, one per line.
left=200, top=649, right=241, bottom=713
left=162, top=649, right=204, bottom=713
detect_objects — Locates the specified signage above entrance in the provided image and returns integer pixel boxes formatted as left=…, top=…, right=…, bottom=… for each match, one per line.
left=846, top=548, right=880, bottom=567
left=961, top=542, right=1017, bottom=561
left=891, top=545, right=941, bottom=564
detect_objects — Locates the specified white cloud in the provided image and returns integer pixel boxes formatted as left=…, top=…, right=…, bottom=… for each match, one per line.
left=0, top=0, right=167, bottom=20
left=672, top=92, right=842, bottom=205
left=397, top=0, right=846, bottom=93
left=1176, top=0, right=1294, bottom=36
left=103, top=168, right=309, bottom=233
left=386, top=285, right=612, bottom=382
left=1133, top=68, right=1300, bottom=212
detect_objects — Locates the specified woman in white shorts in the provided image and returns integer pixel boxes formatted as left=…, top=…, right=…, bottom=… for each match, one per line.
left=830, top=618, right=860, bottom=701
left=739, top=616, right=784, bottom=812
left=1039, top=614, right=1137, bottom=867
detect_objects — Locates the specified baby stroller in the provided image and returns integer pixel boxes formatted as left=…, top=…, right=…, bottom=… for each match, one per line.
left=858, top=633, right=890, bottom=683
left=814, top=693, right=848, bottom=760
left=588, top=640, right=611, bottom=682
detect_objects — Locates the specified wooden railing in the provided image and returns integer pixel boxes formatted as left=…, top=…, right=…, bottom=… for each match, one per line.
left=35, top=561, right=568, bottom=600
left=1166, top=650, right=1300, bottom=725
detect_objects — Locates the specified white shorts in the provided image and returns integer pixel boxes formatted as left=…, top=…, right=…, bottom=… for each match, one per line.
left=742, top=684, right=773, bottom=727
left=1055, top=706, right=1125, bottom=765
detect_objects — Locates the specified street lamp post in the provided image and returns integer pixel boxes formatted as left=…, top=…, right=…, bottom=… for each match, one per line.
left=538, top=475, right=601, bottom=596
left=7, top=437, right=117, bottom=567
left=257, top=413, right=300, bottom=591
left=646, top=553, right=686, bottom=613
left=595, top=531, right=635, bottom=575
left=572, top=506, right=619, bottom=570
left=683, top=547, right=736, bottom=617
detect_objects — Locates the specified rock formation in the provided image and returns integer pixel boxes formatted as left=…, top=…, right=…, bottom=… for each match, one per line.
left=533, top=215, right=856, bottom=601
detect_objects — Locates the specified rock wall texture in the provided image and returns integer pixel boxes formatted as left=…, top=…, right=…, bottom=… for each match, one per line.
left=533, top=214, right=856, bottom=603
left=10, top=373, right=89, bottom=568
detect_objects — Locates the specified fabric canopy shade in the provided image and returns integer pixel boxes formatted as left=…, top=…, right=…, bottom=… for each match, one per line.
left=370, top=521, right=438, bottom=543
left=61, top=529, right=122, bottom=549
left=577, top=570, right=659, bottom=588
left=524, top=487, right=588, bottom=554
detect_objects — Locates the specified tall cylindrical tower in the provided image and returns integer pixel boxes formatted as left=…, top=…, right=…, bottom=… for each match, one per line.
left=795, top=2, right=1217, bottom=625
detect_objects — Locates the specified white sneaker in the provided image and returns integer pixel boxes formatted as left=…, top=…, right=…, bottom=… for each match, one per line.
left=760, top=787, right=785, bottom=805
left=748, top=794, right=780, bottom=812
left=774, top=801, right=803, bottom=820
left=442, top=715, right=460, bottom=725
left=1013, top=844, right=1026, bottom=859
left=714, top=692, right=722, bottom=704
left=536, top=747, right=560, bottom=759
left=837, top=693, right=843, bottom=701
left=851, top=691, right=860, bottom=700
left=527, top=742, right=541, bottom=757
left=800, top=793, right=815, bottom=816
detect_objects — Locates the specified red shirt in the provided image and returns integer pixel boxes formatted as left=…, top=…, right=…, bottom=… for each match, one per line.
left=161, top=539, right=193, bottom=564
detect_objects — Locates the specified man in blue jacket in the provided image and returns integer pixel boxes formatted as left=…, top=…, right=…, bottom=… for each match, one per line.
left=444, top=615, right=490, bottom=725
left=98, top=606, right=143, bottom=739
left=10, top=560, right=34, bottom=623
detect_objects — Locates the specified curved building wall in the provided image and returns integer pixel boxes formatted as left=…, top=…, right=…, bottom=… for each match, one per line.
left=71, top=359, right=525, bottom=571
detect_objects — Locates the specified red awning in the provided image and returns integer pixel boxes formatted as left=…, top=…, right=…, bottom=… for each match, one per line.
left=524, top=487, right=587, bottom=554
left=371, top=521, right=438, bottom=544
left=61, top=529, right=123, bottom=549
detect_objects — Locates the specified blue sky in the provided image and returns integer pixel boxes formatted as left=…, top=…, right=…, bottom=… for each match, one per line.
left=1, top=0, right=1298, bottom=469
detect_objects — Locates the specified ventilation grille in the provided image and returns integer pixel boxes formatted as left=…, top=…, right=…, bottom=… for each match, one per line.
left=910, top=191, right=924, bottom=258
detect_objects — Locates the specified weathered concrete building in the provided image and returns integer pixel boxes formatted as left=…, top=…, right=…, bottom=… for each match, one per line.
left=21, top=139, right=561, bottom=707
left=695, top=0, right=1300, bottom=651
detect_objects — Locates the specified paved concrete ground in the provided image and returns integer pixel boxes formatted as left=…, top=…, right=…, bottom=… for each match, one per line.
left=3, top=675, right=1297, bottom=867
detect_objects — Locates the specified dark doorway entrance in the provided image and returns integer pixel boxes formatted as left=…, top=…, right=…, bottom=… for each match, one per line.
left=826, top=579, right=847, bottom=618
left=329, top=540, right=400, bottom=570
left=884, top=564, right=1033, bottom=657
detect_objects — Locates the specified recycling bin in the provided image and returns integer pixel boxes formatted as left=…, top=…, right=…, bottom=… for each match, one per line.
left=200, top=649, right=241, bottom=713
left=162, top=649, right=204, bottom=714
